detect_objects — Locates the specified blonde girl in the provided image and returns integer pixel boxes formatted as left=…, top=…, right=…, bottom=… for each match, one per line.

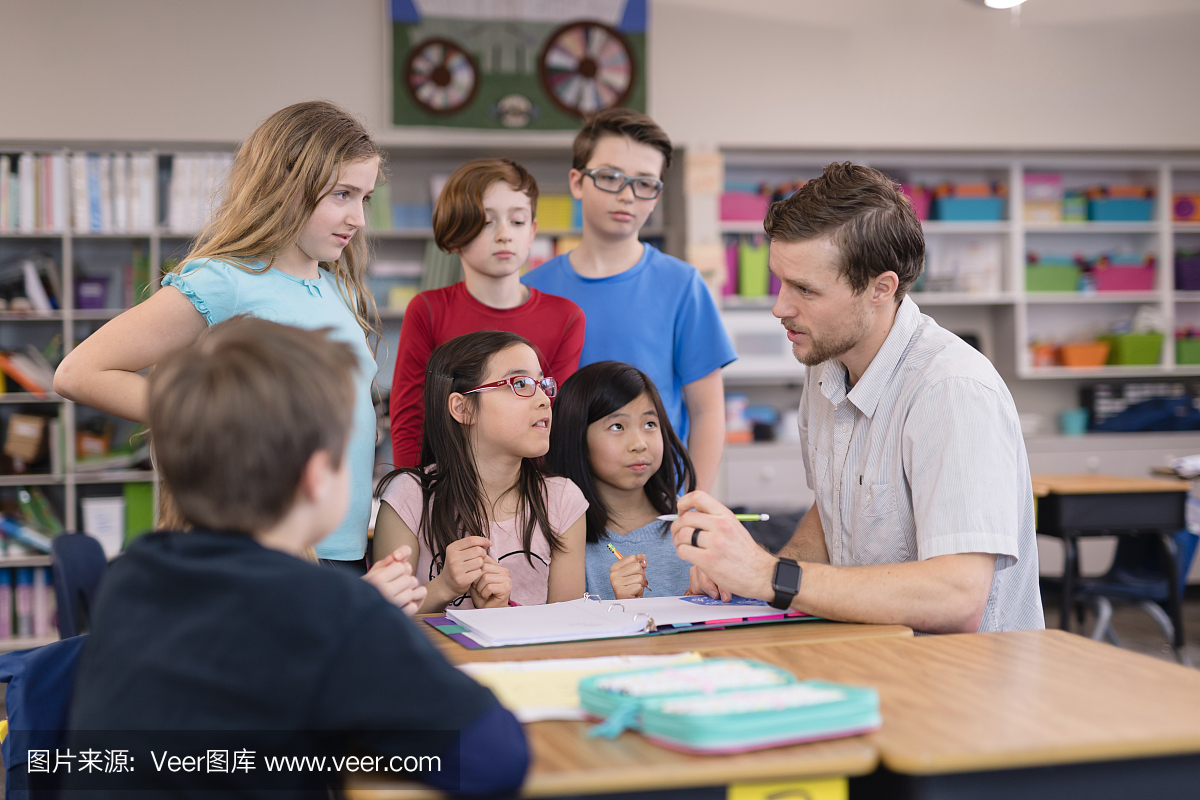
left=54, top=100, right=383, bottom=572
left=375, top=330, right=587, bottom=611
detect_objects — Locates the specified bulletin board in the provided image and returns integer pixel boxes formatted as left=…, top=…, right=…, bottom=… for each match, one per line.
left=391, top=0, right=648, bottom=130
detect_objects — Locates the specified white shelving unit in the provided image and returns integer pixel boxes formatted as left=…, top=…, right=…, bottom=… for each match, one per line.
left=703, top=148, right=1200, bottom=511
left=707, top=149, right=1200, bottom=378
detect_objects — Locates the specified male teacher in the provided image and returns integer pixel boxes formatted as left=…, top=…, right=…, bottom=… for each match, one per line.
left=674, top=163, right=1044, bottom=634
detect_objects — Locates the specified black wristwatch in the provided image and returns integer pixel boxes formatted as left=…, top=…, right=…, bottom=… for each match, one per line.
left=770, top=558, right=802, bottom=610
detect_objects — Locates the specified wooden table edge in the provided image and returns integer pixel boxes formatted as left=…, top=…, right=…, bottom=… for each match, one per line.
left=345, top=744, right=878, bottom=799
left=1029, top=474, right=1191, bottom=494
left=879, top=736, right=1200, bottom=776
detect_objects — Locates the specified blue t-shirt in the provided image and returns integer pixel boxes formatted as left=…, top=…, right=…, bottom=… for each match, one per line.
left=161, top=259, right=376, bottom=560
left=522, top=244, right=736, bottom=440
left=583, top=520, right=692, bottom=600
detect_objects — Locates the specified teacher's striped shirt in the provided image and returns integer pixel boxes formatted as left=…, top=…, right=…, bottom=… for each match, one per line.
left=799, top=296, right=1045, bottom=633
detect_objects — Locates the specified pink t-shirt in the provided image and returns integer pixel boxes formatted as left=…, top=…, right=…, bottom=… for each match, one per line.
left=381, top=474, right=588, bottom=608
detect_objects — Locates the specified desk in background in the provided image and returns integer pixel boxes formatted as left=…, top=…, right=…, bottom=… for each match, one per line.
left=1032, top=473, right=1190, bottom=654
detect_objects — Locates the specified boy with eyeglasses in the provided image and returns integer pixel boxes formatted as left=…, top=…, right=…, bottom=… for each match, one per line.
left=523, top=109, right=736, bottom=492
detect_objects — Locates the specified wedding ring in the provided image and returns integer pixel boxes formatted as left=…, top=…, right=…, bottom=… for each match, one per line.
left=691, top=529, right=701, bottom=549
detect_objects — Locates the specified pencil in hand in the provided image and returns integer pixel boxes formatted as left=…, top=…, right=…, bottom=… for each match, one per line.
left=657, top=513, right=770, bottom=522
left=606, top=542, right=651, bottom=592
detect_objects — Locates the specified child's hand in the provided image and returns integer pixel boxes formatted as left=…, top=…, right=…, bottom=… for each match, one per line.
left=609, top=554, right=648, bottom=600
left=440, top=536, right=493, bottom=595
left=468, top=555, right=511, bottom=608
left=363, top=546, right=427, bottom=616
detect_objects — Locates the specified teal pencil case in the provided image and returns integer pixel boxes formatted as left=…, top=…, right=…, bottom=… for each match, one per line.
left=579, top=658, right=881, bottom=753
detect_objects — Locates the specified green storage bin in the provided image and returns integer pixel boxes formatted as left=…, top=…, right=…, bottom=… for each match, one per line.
left=1026, top=264, right=1080, bottom=292
left=1177, top=338, right=1200, bottom=365
left=1099, top=333, right=1164, bottom=365
left=737, top=240, right=770, bottom=297
left=124, top=481, right=155, bottom=545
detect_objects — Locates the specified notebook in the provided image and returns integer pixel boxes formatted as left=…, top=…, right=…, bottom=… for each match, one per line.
left=457, top=652, right=703, bottom=721
left=579, top=659, right=881, bottom=753
left=439, top=595, right=813, bottom=648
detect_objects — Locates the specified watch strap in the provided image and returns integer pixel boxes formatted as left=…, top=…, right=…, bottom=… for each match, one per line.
left=770, top=557, right=801, bottom=610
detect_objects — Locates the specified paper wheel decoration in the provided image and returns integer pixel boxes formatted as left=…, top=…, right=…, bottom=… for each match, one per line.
left=539, top=21, right=635, bottom=118
left=405, top=37, right=479, bottom=115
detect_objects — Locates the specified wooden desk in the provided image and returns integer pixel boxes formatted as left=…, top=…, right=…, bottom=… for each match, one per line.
left=418, top=616, right=914, bottom=664
left=722, top=629, right=1200, bottom=799
left=1032, top=472, right=1189, bottom=649
left=348, top=723, right=875, bottom=799
left=347, top=622, right=908, bottom=799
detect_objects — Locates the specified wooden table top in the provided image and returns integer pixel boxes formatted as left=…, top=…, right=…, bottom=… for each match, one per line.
left=1030, top=473, right=1191, bottom=495
left=347, top=725, right=876, bottom=799
left=418, top=616, right=913, bottom=664
left=344, top=620, right=908, bottom=798
left=719, top=629, right=1200, bottom=775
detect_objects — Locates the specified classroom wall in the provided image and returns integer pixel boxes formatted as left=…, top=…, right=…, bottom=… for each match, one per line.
left=3, top=0, right=1200, bottom=150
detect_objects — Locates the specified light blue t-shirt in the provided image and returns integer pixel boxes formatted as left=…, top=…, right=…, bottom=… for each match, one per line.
left=522, top=244, right=737, bottom=440
left=583, top=520, right=692, bottom=600
left=161, top=258, right=376, bottom=560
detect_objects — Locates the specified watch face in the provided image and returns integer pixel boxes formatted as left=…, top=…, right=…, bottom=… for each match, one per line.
left=774, top=560, right=801, bottom=592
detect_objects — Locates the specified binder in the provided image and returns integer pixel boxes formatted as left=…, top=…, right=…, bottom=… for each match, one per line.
left=434, top=595, right=815, bottom=649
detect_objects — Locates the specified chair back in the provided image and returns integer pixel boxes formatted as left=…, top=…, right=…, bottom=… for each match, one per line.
left=1106, top=529, right=1200, bottom=601
left=50, top=533, right=107, bottom=638
left=0, top=635, right=88, bottom=797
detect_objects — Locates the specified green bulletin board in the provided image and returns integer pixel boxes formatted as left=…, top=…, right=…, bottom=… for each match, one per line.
left=392, top=0, right=648, bottom=130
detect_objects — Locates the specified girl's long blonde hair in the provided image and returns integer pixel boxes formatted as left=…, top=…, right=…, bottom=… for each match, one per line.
left=171, top=100, right=384, bottom=343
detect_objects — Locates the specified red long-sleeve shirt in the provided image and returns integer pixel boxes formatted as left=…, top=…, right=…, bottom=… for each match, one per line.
left=388, top=282, right=585, bottom=468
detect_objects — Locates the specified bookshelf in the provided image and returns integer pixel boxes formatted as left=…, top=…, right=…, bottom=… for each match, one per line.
left=706, top=149, right=1200, bottom=378
left=703, top=149, right=1200, bottom=509
left=0, top=140, right=687, bottom=532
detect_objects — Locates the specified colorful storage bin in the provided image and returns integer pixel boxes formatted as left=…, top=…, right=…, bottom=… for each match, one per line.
left=1175, top=193, right=1200, bottom=222
left=1176, top=338, right=1200, bottom=365
left=1098, top=333, right=1164, bottom=365
left=1059, top=341, right=1110, bottom=368
left=720, top=192, right=770, bottom=222
left=935, top=197, right=1004, bottom=222
left=1026, top=264, right=1080, bottom=292
left=901, top=184, right=931, bottom=220
left=1176, top=251, right=1200, bottom=290
left=737, top=240, right=770, bottom=297
left=1089, top=198, right=1153, bottom=222
left=1094, top=264, right=1155, bottom=292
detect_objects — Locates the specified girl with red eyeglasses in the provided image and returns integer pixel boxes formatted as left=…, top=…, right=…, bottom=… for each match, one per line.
left=374, top=330, right=586, bottom=611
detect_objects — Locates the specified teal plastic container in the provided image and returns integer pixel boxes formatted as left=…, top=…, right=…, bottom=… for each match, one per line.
left=1089, top=198, right=1153, bottom=222
left=579, top=659, right=881, bottom=753
left=935, top=197, right=1004, bottom=221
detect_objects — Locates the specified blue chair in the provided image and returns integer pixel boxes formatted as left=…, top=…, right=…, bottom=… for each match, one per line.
left=1080, top=528, right=1199, bottom=666
left=50, top=532, right=108, bottom=638
left=0, top=635, right=88, bottom=798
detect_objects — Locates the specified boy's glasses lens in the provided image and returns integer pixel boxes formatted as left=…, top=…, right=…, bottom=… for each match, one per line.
left=587, top=169, right=662, bottom=200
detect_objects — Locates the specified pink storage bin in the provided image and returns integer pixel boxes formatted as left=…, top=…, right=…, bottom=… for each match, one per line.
left=720, top=192, right=770, bottom=221
left=901, top=184, right=931, bottom=220
left=724, top=241, right=739, bottom=295
left=1095, top=265, right=1155, bottom=292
